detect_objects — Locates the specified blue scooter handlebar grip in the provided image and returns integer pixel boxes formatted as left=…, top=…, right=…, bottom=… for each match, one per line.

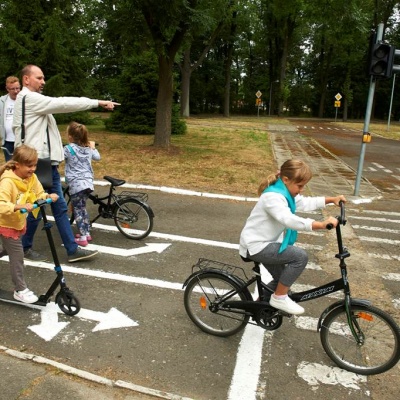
left=20, top=198, right=52, bottom=214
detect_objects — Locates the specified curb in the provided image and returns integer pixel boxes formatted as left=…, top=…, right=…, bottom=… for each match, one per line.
left=0, top=346, right=194, bottom=400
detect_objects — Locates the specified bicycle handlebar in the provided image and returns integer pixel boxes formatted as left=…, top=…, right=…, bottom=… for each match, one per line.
left=20, top=198, right=52, bottom=214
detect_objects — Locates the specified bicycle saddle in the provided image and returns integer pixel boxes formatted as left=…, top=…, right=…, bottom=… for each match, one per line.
left=103, top=176, right=126, bottom=187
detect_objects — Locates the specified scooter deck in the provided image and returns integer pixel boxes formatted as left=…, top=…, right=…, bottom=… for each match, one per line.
left=0, top=288, right=48, bottom=307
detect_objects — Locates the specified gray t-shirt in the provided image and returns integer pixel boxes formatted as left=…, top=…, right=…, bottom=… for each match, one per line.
left=64, top=143, right=100, bottom=195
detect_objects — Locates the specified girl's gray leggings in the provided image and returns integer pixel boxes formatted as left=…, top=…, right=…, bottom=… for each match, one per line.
left=247, top=243, right=308, bottom=288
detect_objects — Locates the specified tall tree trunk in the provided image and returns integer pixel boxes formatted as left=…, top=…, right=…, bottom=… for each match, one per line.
left=318, top=91, right=326, bottom=118
left=278, top=34, right=289, bottom=116
left=180, top=48, right=192, bottom=118
left=223, top=44, right=233, bottom=117
left=317, top=47, right=333, bottom=118
left=179, top=19, right=225, bottom=117
left=223, top=9, right=237, bottom=117
left=343, top=97, right=348, bottom=121
left=154, top=55, right=174, bottom=148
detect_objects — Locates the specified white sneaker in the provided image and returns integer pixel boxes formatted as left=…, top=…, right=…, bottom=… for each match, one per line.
left=269, top=295, right=304, bottom=315
left=13, top=288, right=38, bottom=304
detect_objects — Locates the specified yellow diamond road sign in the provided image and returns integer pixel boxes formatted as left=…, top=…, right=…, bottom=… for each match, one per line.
left=335, top=93, right=342, bottom=101
left=256, top=90, right=262, bottom=98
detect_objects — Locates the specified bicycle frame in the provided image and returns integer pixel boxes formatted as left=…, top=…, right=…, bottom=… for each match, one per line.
left=89, top=185, right=117, bottom=223
left=186, top=202, right=369, bottom=343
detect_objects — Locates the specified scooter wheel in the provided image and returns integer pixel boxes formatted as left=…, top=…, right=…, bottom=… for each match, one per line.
left=56, top=291, right=81, bottom=316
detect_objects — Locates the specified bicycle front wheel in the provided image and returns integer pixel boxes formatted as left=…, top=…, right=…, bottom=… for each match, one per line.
left=320, top=304, right=400, bottom=375
left=184, top=272, right=249, bottom=337
left=114, top=198, right=153, bottom=240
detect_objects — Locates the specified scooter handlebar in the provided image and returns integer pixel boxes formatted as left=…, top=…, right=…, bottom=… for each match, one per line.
left=326, top=200, right=346, bottom=230
left=20, top=198, right=53, bottom=214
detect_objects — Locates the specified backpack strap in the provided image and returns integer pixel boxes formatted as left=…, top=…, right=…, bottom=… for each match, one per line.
left=67, top=144, right=76, bottom=156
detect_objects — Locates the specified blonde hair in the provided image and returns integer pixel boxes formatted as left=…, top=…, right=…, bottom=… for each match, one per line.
left=0, top=145, right=38, bottom=177
left=6, top=76, right=19, bottom=86
left=258, top=159, right=312, bottom=196
left=67, top=121, right=89, bottom=147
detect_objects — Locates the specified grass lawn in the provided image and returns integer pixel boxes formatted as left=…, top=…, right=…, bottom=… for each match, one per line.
left=58, top=116, right=277, bottom=197
left=58, top=115, right=400, bottom=197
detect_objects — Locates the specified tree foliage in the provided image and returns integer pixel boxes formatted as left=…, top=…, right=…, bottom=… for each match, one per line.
left=0, top=0, right=400, bottom=141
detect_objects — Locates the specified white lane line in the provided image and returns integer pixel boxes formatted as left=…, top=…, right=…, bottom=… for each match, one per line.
left=22, top=261, right=185, bottom=291
left=368, top=253, right=400, bottom=261
left=393, top=299, right=400, bottom=309
left=349, top=215, right=400, bottom=223
left=360, top=236, right=400, bottom=245
left=382, top=273, right=400, bottom=281
left=352, top=224, right=400, bottom=234
left=372, top=163, right=385, bottom=169
left=348, top=209, right=400, bottom=217
left=77, top=220, right=324, bottom=251
left=88, top=178, right=259, bottom=202
left=227, top=324, right=268, bottom=400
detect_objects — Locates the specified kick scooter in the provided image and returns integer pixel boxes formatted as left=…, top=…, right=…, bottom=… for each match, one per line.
left=0, top=199, right=81, bottom=316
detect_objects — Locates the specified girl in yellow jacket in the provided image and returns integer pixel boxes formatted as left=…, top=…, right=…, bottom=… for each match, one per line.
left=0, top=145, right=58, bottom=303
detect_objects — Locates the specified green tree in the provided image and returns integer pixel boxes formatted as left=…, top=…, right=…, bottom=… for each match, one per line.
left=0, top=0, right=95, bottom=97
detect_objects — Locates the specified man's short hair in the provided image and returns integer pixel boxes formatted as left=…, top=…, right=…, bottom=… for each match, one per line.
left=20, top=65, right=36, bottom=79
left=6, top=76, right=19, bottom=86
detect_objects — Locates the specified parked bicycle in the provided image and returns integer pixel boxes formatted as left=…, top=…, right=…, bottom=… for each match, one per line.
left=63, top=175, right=154, bottom=240
left=183, top=202, right=400, bottom=375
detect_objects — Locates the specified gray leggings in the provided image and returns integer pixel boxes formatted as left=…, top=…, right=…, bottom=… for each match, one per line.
left=247, top=243, right=308, bottom=288
left=1, top=235, right=27, bottom=292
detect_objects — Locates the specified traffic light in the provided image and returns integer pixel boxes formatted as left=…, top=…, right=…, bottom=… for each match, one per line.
left=369, top=43, right=395, bottom=78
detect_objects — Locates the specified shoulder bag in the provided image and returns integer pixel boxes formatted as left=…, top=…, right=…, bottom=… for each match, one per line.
left=21, top=95, right=53, bottom=189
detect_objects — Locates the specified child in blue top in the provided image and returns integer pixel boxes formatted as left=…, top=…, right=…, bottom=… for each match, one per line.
left=64, top=122, right=100, bottom=246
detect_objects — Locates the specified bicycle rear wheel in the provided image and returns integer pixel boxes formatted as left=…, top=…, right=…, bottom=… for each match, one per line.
left=114, top=198, right=153, bottom=240
left=184, top=272, right=249, bottom=337
left=320, top=304, right=400, bottom=375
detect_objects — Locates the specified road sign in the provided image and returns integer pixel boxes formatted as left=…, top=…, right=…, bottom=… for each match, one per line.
left=335, top=93, right=342, bottom=101
left=256, top=90, right=262, bottom=98
left=256, top=98, right=262, bottom=105
left=334, top=101, right=341, bottom=108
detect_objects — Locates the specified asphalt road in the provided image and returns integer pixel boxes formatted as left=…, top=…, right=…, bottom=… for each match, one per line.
left=293, top=119, right=400, bottom=194
left=1, top=122, right=400, bottom=399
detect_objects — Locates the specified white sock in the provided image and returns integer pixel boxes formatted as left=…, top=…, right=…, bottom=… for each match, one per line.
left=272, top=294, right=288, bottom=300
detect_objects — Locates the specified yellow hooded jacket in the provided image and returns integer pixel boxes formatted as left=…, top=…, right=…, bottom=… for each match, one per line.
left=0, top=169, right=47, bottom=230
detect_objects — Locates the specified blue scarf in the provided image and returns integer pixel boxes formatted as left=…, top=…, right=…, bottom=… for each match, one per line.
left=263, top=178, right=297, bottom=253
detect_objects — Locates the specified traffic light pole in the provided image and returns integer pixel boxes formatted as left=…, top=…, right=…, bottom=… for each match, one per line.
left=354, top=23, right=384, bottom=196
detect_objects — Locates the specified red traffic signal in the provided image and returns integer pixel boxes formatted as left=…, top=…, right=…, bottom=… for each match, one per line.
left=369, top=43, right=395, bottom=78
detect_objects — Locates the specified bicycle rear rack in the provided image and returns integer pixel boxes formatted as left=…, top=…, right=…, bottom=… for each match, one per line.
left=193, top=258, right=250, bottom=281
left=118, top=191, right=149, bottom=203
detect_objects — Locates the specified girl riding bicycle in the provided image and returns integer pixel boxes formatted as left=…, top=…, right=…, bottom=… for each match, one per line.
left=239, top=159, right=346, bottom=315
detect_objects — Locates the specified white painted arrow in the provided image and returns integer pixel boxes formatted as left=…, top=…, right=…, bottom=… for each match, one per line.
left=78, top=242, right=170, bottom=257
left=1, top=292, right=139, bottom=338
left=28, top=302, right=69, bottom=341
left=74, top=307, right=138, bottom=332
